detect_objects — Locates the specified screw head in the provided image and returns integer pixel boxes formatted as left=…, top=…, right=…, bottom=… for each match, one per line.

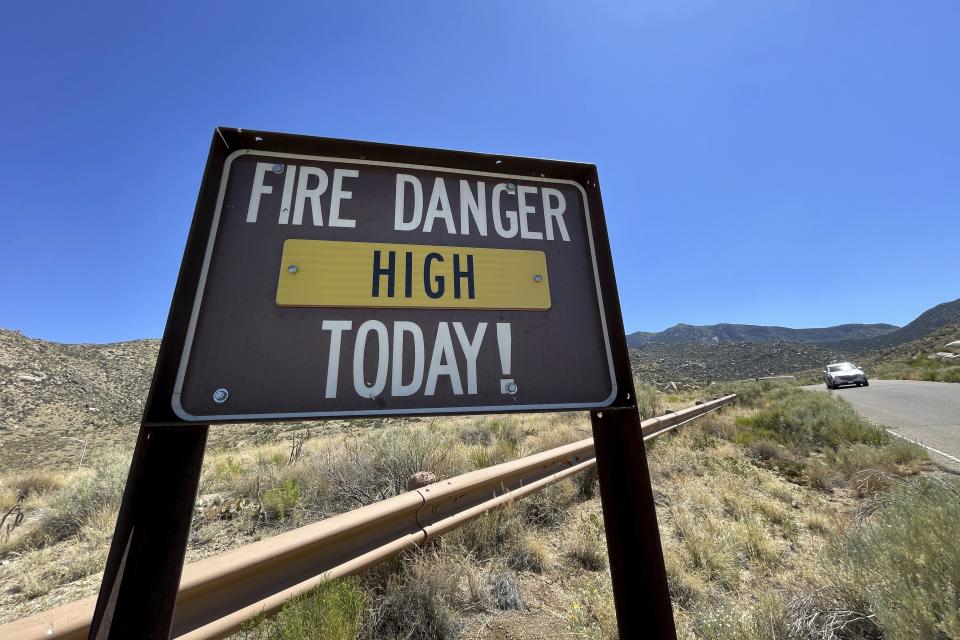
left=212, top=388, right=229, bottom=404
left=272, top=164, right=285, bottom=174
left=505, top=182, right=516, bottom=193
left=287, top=265, right=299, bottom=274
left=533, top=274, right=543, bottom=282
left=506, top=382, right=518, bottom=394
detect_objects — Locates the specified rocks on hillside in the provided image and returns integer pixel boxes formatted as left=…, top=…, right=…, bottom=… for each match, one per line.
left=631, top=340, right=851, bottom=387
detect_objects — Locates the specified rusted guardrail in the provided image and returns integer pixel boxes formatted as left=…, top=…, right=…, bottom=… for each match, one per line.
left=1, top=395, right=735, bottom=640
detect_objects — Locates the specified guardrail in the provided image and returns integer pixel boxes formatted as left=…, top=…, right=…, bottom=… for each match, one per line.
left=1, top=395, right=735, bottom=640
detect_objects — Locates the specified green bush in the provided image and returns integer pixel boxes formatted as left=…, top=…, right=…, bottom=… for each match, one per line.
left=261, top=478, right=302, bottom=521
left=872, top=354, right=960, bottom=384
left=826, top=478, right=960, bottom=639
left=708, top=380, right=777, bottom=408
left=242, top=578, right=365, bottom=640
left=735, top=387, right=885, bottom=449
left=635, top=382, right=663, bottom=420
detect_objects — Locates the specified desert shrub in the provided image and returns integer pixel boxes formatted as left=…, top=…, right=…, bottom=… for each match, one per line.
left=783, top=589, right=880, bottom=640
left=20, top=451, right=128, bottom=547
left=261, top=478, right=302, bottom=521
left=574, top=464, right=599, bottom=500
left=457, top=421, right=492, bottom=446
left=522, top=424, right=581, bottom=455
left=805, top=458, right=843, bottom=491
left=825, top=477, right=960, bottom=639
left=481, top=438, right=520, bottom=466
left=483, top=568, right=526, bottom=610
left=519, top=479, right=576, bottom=528
left=826, top=440, right=925, bottom=483
left=882, top=437, right=927, bottom=467
left=872, top=354, right=960, bottom=384
left=363, top=551, right=477, bottom=640
left=315, top=426, right=463, bottom=511
left=635, top=382, right=662, bottom=420
left=674, top=511, right=739, bottom=589
left=451, top=502, right=523, bottom=561
left=708, top=380, right=770, bottom=408
left=735, top=388, right=885, bottom=450
left=697, top=596, right=790, bottom=640
left=568, top=513, right=607, bottom=571
left=664, top=549, right=707, bottom=608
left=569, top=576, right=618, bottom=640
left=804, top=511, right=832, bottom=534
left=2, top=470, right=66, bottom=500
left=0, top=485, right=17, bottom=515
left=508, top=534, right=552, bottom=573
left=746, top=438, right=784, bottom=461
left=695, top=413, right=736, bottom=441
left=487, top=418, right=523, bottom=451
left=240, top=577, right=365, bottom=640
left=754, top=497, right=798, bottom=539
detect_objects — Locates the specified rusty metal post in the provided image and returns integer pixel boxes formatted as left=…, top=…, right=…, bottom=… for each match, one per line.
left=592, top=406, right=678, bottom=640
left=87, top=425, right=208, bottom=639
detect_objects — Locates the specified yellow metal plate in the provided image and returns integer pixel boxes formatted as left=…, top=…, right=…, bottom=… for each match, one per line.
left=276, top=239, right=551, bottom=310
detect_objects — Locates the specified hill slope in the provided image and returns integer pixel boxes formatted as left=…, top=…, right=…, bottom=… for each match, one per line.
left=839, top=298, right=960, bottom=352
left=627, top=322, right=898, bottom=347
left=0, top=329, right=157, bottom=470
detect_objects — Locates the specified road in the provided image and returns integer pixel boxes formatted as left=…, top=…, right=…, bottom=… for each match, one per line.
left=806, top=379, right=960, bottom=471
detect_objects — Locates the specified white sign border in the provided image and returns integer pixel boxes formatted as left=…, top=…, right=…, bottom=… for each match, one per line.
left=172, top=149, right=618, bottom=421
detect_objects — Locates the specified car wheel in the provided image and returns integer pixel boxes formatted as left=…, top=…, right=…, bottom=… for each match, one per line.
left=863, top=380, right=869, bottom=387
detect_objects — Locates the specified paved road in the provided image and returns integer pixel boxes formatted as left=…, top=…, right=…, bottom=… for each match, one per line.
left=806, top=379, right=960, bottom=471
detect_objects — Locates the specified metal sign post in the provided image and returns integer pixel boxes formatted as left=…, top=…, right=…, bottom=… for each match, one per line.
left=88, top=128, right=677, bottom=639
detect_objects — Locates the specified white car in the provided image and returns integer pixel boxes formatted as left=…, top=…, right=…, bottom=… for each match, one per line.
left=823, top=362, right=869, bottom=389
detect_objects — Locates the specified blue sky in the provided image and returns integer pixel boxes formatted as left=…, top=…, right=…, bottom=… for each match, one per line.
left=1, top=2, right=957, bottom=343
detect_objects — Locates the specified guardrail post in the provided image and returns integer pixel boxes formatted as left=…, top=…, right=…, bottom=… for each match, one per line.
left=592, top=406, right=677, bottom=640
left=87, top=425, right=208, bottom=640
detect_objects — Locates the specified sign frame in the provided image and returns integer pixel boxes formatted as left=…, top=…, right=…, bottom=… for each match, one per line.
left=90, top=129, right=676, bottom=640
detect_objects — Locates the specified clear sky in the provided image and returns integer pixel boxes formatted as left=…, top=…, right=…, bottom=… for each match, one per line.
left=1, top=2, right=957, bottom=343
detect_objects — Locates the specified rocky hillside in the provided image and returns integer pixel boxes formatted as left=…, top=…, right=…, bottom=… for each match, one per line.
left=0, top=329, right=157, bottom=470
left=836, top=298, right=960, bottom=352
left=0, top=330, right=408, bottom=472
left=630, top=340, right=852, bottom=388
left=627, top=322, right=898, bottom=347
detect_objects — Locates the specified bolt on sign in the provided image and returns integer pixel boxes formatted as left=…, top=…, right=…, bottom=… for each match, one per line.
left=156, top=130, right=627, bottom=423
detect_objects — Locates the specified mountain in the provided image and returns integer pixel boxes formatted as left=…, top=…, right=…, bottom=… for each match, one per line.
left=630, top=340, right=853, bottom=387
left=626, top=322, right=899, bottom=348
left=838, top=298, right=960, bottom=352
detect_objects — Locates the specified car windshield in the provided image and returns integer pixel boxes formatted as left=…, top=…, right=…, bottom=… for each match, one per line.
left=828, top=363, right=855, bottom=372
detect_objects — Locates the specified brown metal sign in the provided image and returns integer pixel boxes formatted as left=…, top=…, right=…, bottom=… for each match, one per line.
left=161, top=133, right=622, bottom=422
left=95, top=131, right=672, bottom=640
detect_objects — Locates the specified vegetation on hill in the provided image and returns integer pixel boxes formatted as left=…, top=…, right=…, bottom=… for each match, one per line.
left=859, top=321, right=960, bottom=383
left=836, top=297, right=960, bottom=352
left=627, top=322, right=898, bottom=348
left=787, top=322, right=960, bottom=385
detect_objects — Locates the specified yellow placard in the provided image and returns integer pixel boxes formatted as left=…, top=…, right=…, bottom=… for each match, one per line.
left=276, top=239, right=551, bottom=310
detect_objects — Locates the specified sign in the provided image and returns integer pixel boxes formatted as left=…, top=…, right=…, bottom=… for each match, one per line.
left=165, top=137, right=620, bottom=422
left=93, top=131, right=671, bottom=640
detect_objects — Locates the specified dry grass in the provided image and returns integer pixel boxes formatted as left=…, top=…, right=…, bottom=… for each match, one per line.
left=567, top=513, right=608, bottom=572
left=2, top=383, right=951, bottom=640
